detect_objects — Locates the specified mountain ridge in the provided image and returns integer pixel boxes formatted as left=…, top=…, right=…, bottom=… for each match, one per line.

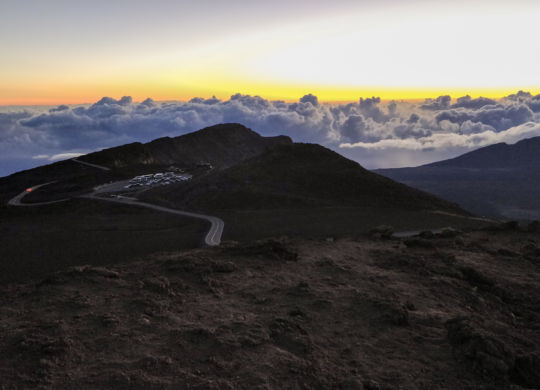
left=424, top=136, right=540, bottom=169
left=141, top=140, right=467, bottom=214
left=81, top=123, right=293, bottom=169
left=376, top=136, right=540, bottom=219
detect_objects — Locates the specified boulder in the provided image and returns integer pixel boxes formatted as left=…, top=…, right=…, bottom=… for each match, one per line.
left=446, top=317, right=514, bottom=380
left=369, top=225, right=394, bottom=239
left=438, top=227, right=461, bottom=238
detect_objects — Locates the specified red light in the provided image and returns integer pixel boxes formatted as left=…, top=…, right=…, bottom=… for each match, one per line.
left=26, top=188, right=32, bottom=192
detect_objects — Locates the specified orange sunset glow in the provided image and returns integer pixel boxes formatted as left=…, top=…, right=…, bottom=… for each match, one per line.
left=2, top=1, right=540, bottom=105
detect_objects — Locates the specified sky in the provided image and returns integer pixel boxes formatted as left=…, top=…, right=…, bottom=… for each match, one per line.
left=1, top=0, right=540, bottom=176
left=1, top=0, right=540, bottom=105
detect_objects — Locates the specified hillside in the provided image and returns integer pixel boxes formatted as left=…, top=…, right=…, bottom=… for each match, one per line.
left=426, top=137, right=540, bottom=169
left=0, top=159, right=120, bottom=205
left=1, top=124, right=484, bottom=283
left=0, top=124, right=295, bottom=283
left=0, top=123, right=291, bottom=204
left=81, top=123, right=293, bottom=169
left=142, top=142, right=466, bottom=213
left=1, top=229, right=539, bottom=389
left=376, top=137, right=540, bottom=219
left=140, top=142, right=478, bottom=240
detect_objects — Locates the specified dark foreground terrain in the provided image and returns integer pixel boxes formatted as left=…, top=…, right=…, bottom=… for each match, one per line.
left=1, top=226, right=539, bottom=389
left=0, top=199, right=206, bottom=284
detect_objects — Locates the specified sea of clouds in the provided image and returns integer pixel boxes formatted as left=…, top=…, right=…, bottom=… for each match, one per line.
left=1, top=91, right=540, bottom=176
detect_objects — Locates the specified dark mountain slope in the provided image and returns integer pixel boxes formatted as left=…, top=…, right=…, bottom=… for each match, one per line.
left=0, top=124, right=485, bottom=283
left=142, top=142, right=467, bottom=214
left=0, top=123, right=291, bottom=204
left=1, top=123, right=480, bottom=246
left=426, top=136, right=540, bottom=169
left=0, top=159, right=121, bottom=205
left=376, top=137, right=540, bottom=219
left=81, top=123, right=292, bottom=169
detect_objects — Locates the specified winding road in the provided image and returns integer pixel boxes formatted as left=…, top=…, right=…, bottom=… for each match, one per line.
left=7, top=182, right=69, bottom=206
left=82, top=193, right=224, bottom=246
left=72, top=158, right=111, bottom=171
left=10, top=157, right=483, bottom=245
left=8, top=182, right=483, bottom=245
left=7, top=179, right=224, bottom=247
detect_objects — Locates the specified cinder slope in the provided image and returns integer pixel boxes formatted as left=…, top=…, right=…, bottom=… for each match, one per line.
left=143, top=142, right=467, bottom=214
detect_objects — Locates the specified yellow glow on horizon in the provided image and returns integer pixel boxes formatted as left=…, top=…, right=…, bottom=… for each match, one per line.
left=2, top=2, right=540, bottom=106
left=1, top=78, right=539, bottom=106
left=2, top=56, right=539, bottom=105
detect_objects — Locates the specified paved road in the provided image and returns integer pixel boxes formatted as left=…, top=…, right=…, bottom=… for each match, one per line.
left=72, top=158, right=111, bottom=171
left=93, top=180, right=131, bottom=194
left=7, top=182, right=69, bottom=206
left=83, top=193, right=224, bottom=246
left=7, top=181, right=224, bottom=246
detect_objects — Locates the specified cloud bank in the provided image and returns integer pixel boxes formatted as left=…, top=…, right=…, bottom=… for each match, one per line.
left=2, top=91, right=540, bottom=176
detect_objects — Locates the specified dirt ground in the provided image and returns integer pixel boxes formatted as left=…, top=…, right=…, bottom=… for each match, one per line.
left=0, top=227, right=539, bottom=389
left=0, top=199, right=206, bottom=284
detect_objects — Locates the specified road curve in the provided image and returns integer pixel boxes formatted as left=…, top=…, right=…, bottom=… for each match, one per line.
left=7, top=180, right=224, bottom=246
left=7, top=182, right=69, bottom=206
left=72, top=158, right=111, bottom=171
left=82, top=193, right=224, bottom=246
left=71, top=158, right=223, bottom=245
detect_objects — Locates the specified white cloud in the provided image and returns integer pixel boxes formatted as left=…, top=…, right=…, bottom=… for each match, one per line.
left=2, top=91, right=540, bottom=175
left=49, top=152, right=84, bottom=161
left=341, top=122, right=540, bottom=152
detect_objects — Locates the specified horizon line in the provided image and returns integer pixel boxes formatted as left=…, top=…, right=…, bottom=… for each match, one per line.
left=2, top=88, right=540, bottom=107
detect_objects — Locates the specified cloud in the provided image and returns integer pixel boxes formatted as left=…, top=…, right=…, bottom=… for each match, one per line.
left=49, top=152, right=84, bottom=161
left=299, top=93, right=319, bottom=106
left=435, top=104, right=534, bottom=131
left=452, top=95, right=497, bottom=109
left=420, top=95, right=451, bottom=110
left=406, top=113, right=420, bottom=124
left=2, top=91, right=540, bottom=175
left=32, top=152, right=85, bottom=161
left=340, top=115, right=369, bottom=143
left=503, top=90, right=540, bottom=113
left=49, top=105, right=69, bottom=113
left=341, top=122, right=540, bottom=152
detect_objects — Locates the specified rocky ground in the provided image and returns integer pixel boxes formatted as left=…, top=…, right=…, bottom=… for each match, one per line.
left=1, top=226, right=539, bottom=389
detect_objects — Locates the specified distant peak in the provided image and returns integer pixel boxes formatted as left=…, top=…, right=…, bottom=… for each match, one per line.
left=200, top=123, right=251, bottom=131
left=424, top=135, right=540, bottom=169
left=188, top=123, right=261, bottom=138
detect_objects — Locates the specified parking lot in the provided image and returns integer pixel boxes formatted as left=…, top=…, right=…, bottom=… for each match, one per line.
left=124, top=172, right=192, bottom=189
